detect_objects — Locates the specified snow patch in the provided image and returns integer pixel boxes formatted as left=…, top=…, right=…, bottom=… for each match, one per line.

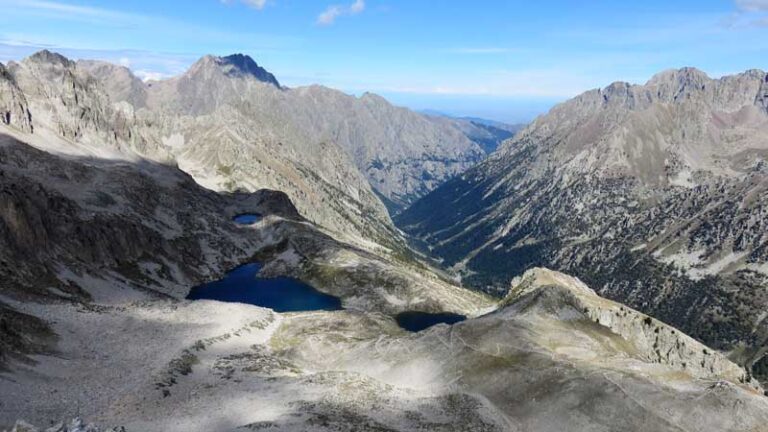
left=669, top=169, right=696, bottom=188
left=658, top=248, right=706, bottom=270
left=162, top=133, right=186, bottom=149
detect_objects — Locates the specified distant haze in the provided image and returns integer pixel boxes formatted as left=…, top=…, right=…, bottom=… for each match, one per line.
left=379, top=93, right=560, bottom=124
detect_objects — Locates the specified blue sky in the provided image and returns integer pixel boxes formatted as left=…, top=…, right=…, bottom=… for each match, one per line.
left=1, top=0, right=768, bottom=123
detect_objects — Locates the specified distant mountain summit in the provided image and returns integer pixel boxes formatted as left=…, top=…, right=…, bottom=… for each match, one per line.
left=398, top=67, right=768, bottom=375
left=187, top=53, right=281, bottom=87
left=24, top=49, right=72, bottom=66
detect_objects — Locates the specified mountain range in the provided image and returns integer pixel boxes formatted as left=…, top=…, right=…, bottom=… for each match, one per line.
left=1, top=50, right=499, bottom=250
left=2, top=51, right=768, bottom=431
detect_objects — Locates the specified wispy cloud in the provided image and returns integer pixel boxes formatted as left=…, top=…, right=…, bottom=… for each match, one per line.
left=726, top=0, right=768, bottom=27
left=317, top=0, right=365, bottom=26
left=735, top=0, right=768, bottom=11
left=0, top=0, right=145, bottom=28
left=10, top=0, right=131, bottom=18
left=349, top=0, right=365, bottom=13
left=0, top=0, right=301, bottom=47
left=134, top=70, right=171, bottom=82
left=220, top=0, right=268, bottom=10
left=447, top=47, right=516, bottom=55
left=0, top=39, right=196, bottom=80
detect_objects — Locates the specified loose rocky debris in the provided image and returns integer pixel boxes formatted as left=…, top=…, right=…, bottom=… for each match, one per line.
left=4, top=418, right=124, bottom=432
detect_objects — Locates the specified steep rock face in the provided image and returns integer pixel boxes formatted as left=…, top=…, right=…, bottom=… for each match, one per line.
left=398, top=68, right=768, bottom=370
left=8, top=52, right=113, bottom=141
left=3, top=52, right=169, bottom=160
left=308, top=91, right=484, bottom=211
left=0, top=302, right=56, bottom=370
left=217, top=53, right=281, bottom=86
left=77, top=60, right=148, bottom=109
left=0, top=134, right=269, bottom=303
left=0, top=64, right=32, bottom=133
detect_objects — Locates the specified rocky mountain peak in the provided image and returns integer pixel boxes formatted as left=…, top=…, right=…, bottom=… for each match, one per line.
left=647, top=66, right=710, bottom=86
left=187, top=53, right=280, bottom=87
left=24, top=50, right=74, bottom=68
left=360, top=92, right=388, bottom=105
left=77, top=60, right=148, bottom=108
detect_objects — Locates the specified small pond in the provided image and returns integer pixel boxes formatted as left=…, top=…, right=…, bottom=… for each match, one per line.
left=233, top=214, right=262, bottom=225
left=187, top=263, right=343, bottom=312
left=396, top=311, right=467, bottom=332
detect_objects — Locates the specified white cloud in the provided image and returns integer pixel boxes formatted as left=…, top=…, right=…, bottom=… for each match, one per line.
left=735, top=0, right=768, bottom=11
left=220, top=0, right=268, bottom=10
left=0, top=0, right=145, bottom=26
left=134, top=69, right=169, bottom=82
left=11, top=0, right=125, bottom=18
left=118, top=57, right=131, bottom=67
left=317, top=0, right=365, bottom=26
left=727, top=0, right=768, bottom=27
left=317, top=6, right=343, bottom=25
left=243, top=0, right=267, bottom=8
left=448, top=47, right=515, bottom=55
left=349, top=0, right=365, bottom=13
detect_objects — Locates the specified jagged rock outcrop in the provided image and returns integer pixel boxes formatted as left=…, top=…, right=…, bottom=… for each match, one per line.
left=0, top=134, right=263, bottom=302
left=506, top=268, right=757, bottom=387
left=77, top=61, right=147, bottom=109
left=0, top=302, right=56, bottom=370
left=214, top=53, right=281, bottom=86
left=0, top=64, right=32, bottom=133
left=398, top=67, right=768, bottom=374
left=5, top=418, right=124, bottom=432
left=757, top=74, right=768, bottom=112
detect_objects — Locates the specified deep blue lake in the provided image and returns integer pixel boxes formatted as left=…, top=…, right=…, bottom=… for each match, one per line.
left=396, top=311, right=467, bottom=332
left=187, top=263, right=343, bottom=312
left=233, top=214, right=261, bottom=225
